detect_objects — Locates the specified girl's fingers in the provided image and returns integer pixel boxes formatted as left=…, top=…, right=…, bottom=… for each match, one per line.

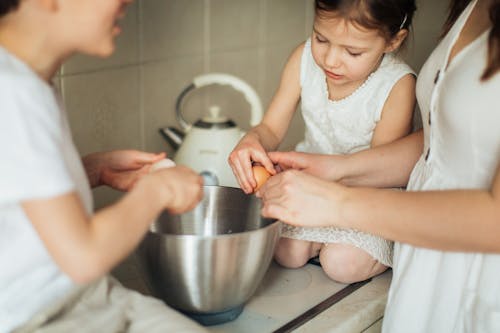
left=234, top=158, right=255, bottom=194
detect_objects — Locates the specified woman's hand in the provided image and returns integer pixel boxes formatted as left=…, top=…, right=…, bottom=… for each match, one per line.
left=268, top=151, right=346, bottom=181
left=256, top=169, right=345, bottom=228
left=228, top=133, right=276, bottom=194
left=82, top=150, right=166, bottom=191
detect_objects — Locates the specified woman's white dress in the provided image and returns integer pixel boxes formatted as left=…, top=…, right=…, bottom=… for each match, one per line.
left=383, top=1, right=500, bottom=332
left=281, top=38, right=414, bottom=267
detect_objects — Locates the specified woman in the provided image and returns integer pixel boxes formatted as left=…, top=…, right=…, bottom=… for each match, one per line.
left=258, top=0, right=500, bottom=331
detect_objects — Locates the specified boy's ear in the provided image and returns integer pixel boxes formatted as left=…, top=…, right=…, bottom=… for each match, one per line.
left=385, top=29, right=409, bottom=53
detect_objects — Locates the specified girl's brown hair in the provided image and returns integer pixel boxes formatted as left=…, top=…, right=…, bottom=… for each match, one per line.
left=442, top=0, right=500, bottom=81
left=314, top=0, right=417, bottom=43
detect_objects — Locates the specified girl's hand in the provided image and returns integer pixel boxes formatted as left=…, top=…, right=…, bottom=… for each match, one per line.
left=256, top=169, right=344, bottom=228
left=228, top=134, right=276, bottom=194
left=268, top=151, right=346, bottom=181
left=83, top=150, right=166, bottom=191
left=148, top=165, right=204, bottom=214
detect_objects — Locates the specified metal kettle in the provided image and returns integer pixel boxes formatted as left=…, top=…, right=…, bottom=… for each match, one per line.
left=160, top=73, right=263, bottom=188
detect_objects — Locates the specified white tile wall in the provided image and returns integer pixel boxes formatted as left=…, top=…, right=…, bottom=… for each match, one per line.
left=141, top=0, right=205, bottom=62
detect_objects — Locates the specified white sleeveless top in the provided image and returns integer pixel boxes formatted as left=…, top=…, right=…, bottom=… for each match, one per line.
left=282, top=38, right=414, bottom=267
left=383, top=1, right=500, bottom=332
left=296, top=38, right=414, bottom=154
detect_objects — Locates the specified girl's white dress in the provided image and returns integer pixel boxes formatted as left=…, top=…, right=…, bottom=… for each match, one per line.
left=383, top=1, right=500, bottom=331
left=281, top=38, right=414, bottom=267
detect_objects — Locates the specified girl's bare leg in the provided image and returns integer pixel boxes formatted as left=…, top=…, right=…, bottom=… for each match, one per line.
left=319, top=243, right=388, bottom=283
left=274, top=238, right=322, bottom=268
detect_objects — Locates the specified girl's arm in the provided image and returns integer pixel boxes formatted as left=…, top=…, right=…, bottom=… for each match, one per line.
left=22, top=166, right=203, bottom=284
left=371, top=73, right=416, bottom=147
left=229, top=43, right=303, bottom=193
left=259, top=163, right=500, bottom=252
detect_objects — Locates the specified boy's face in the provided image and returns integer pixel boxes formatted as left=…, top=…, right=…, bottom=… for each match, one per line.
left=58, top=0, right=134, bottom=57
left=311, top=14, right=395, bottom=92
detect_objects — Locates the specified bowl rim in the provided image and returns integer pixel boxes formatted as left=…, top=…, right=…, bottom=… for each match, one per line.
left=148, top=219, right=281, bottom=240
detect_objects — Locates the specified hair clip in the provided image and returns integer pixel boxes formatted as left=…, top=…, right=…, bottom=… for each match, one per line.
left=400, top=13, right=408, bottom=30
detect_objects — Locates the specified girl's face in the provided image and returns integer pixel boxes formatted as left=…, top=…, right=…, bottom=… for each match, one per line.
left=58, top=0, right=134, bottom=57
left=311, top=14, right=398, bottom=92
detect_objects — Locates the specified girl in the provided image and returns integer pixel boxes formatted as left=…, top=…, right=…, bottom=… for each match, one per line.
left=259, top=0, right=500, bottom=331
left=229, top=0, right=417, bottom=283
left=0, top=0, right=206, bottom=332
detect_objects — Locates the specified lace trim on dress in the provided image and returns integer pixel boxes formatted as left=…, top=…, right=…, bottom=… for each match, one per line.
left=281, top=223, right=394, bottom=266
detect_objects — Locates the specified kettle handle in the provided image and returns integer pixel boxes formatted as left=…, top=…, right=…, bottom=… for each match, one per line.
left=175, top=73, right=263, bottom=132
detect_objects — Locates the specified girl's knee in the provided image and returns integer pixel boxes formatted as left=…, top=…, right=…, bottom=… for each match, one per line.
left=319, top=243, right=388, bottom=284
left=274, top=238, right=319, bottom=269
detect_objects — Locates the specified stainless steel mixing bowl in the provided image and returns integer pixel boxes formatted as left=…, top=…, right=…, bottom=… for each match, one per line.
left=137, top=185, right=280, bottom=325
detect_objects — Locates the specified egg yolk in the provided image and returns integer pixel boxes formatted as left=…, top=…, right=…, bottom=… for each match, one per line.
left=252, top=165, right=271, bottom=191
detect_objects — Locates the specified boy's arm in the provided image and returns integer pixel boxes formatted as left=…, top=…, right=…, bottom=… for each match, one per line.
left=22, top=166, right=203, bottom=284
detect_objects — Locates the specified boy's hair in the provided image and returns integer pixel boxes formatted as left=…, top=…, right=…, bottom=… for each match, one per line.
left=0, top=0, right=20, bottom=17
left=442, top=0, right=499, bottom=81
left=314, top=0, right=417, bottom=43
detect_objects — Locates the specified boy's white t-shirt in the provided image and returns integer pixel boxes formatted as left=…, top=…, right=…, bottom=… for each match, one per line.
left=0, top=47, right=93, bottom=332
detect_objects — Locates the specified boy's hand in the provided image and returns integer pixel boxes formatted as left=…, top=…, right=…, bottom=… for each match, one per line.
left=151, top=166, right=204, bottom=214
left=83, top=150, right=166, bottom=191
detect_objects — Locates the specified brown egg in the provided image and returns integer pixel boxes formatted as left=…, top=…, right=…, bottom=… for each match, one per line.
left=252, top=165, right=271, bottom=191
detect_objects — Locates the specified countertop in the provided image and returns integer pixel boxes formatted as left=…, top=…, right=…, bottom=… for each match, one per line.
left=114, top=256, right=391, bottom=332
left=206, top=263, right=391, bottom=333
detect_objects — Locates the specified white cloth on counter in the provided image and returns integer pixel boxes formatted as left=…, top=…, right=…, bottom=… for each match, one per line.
left=282, top=38, right=415, bottom=267
left=383, top=1, right=500, bottom=332
left=12, top=276, right=207, bottom=333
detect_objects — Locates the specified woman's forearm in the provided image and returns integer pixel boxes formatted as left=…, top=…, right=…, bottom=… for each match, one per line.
left=342, top=183, right=500, bottom=252
left=339, top=130, right=423, bottom=187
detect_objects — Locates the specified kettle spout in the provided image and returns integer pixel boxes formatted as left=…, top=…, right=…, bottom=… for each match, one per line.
left=159, top=126, right=184, bottom=150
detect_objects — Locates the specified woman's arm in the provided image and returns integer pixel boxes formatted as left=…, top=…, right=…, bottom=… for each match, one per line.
left=269, top=129, right=423, bottom=188
left=259, top=162, right=500, bottom=252
left=22, top=166, right=203, bottom=284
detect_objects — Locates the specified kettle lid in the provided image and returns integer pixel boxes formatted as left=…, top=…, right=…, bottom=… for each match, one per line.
left=194, top=105, right=236, bottom=129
